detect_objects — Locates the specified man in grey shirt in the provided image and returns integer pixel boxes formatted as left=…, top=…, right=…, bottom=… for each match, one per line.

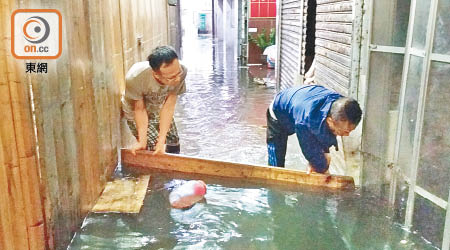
left=122, top=46, right=187, bottom=155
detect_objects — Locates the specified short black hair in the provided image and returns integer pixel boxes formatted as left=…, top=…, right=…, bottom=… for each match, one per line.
left=147, top=46, right=178, bottom=71
left=329, top=97, right=362, bottom=126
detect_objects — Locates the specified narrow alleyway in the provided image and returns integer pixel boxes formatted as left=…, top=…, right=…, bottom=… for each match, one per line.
left=175, top=34, right=307, bottom=169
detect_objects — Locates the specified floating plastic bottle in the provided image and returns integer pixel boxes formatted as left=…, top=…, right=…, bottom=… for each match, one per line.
left=169, top=180, right=207, bottom=209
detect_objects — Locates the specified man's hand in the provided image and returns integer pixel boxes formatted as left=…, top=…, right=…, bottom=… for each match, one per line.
left=130, top=141, right=147, bottom=156
left=152, top=137, right=166, bottom=155
left=306, top=164, right=330, bottom=175
left=306, top=153, right=331, bottom=174
left=306, top=164, right=313, bottom=175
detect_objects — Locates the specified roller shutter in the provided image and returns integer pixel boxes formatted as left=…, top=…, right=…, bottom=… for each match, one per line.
left=278, top=0, right=304, bottom=90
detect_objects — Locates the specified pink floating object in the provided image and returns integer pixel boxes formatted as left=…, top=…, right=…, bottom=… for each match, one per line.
left=169, top=180, right=207, bottom=209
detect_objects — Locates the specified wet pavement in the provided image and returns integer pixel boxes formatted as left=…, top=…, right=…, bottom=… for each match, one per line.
left=175, top=34, right=307, bottom=169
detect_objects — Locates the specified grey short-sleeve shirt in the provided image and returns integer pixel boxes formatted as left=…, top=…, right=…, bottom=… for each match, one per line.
left=122, top=61, right=187, bottom=120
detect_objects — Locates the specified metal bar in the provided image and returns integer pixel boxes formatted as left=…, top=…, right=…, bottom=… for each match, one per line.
left=212, top=0, right=215, bottom=37
left=394, top=0, right=416, bottom=227
left=414, top=185, right=447, bottom=209
left=275, top=0, right=282, bottom=91
left=431, top=53, right=450, bottom=63
left=246, top=0, right=250, bottom=64
left=369, top=45, right=405, bottom=54
left=405, top=0, right=439, bottom=228
left=357, top=0, right=373, bottom=187
left=410, top=47, right=426, bottom=57
left=349, top=0, right=364, bottom=97
left=443, top=187, right=450, bottom=250
left=296, top=0, right=305, bottom=84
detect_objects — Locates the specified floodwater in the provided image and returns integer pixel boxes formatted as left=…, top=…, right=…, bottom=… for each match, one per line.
left=68, top=169, right=437, bottom=249
left=68, top=35, right=440, bottom=249
left=174, top=34, right=306, bottom=169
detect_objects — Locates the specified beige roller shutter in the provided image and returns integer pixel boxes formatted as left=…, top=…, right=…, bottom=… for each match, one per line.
left=278, top=0, right=304, bottom=90
left=314, top=0, right=353, bottom=94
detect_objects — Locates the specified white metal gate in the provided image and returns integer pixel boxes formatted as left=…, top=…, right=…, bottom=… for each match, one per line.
left=275, top=0, right=303, bottom=90
left=361, top=0, right=450, bottom=249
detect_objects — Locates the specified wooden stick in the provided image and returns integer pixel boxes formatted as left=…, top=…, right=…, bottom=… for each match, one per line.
left=28, top=223, right=45, bottom=250
left=12, top=167, right=30, bottom=250
left=121, top=149, right=355, bottom=189
left=0, top=137, right=15, bottom=250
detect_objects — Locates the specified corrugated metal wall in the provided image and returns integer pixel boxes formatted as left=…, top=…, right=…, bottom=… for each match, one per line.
left=314, top=0, right=352, bottom=95
left=0, top=0, right=170, bottom=249
left=278, top=0, right=303, bottom=90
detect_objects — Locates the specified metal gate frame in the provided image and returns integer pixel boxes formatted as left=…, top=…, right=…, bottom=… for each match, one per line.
left=360, top=0, right=450, bottom=249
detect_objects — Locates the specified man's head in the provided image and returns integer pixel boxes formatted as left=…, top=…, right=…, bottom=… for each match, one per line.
left=326, top=97, right=362, bottom=136
left=148, top=46, right=183, bottom=86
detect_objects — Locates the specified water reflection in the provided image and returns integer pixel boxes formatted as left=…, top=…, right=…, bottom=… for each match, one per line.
left=176, top=35, right=304, bottom=168
left=68, top=171, right=438, bottom=249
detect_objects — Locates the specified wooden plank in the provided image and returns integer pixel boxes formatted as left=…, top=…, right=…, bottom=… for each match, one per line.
left=66, top=0, right=101, bottom=215
left=54, top=1, right=81, bottom=241
left=31, top=59, right=71, bottom=249
left=92, top=175, right=150, bottom=213
left=19, top=156, right=44, bottom=228
left=0, top=135, right=15, bottom=250
left=8, top=54, right=45, bottom=247
left=11, top=167, right=29, bottom=250
left=102, top=0, right=121, bottom=178
left=121, top=149, right=355, bottom=189
left=89, top=0, right=113, bottom=192
left=0, top=1, right=20, bottom=250
left=28, top=223, right=45, bottom=250
left=0, top=2, right=30, bottom=247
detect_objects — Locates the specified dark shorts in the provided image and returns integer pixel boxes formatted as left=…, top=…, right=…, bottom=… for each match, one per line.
left=266, top=108, right=288, bottom=167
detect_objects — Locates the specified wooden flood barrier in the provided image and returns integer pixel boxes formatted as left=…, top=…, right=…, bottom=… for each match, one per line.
left=121, top=149, right=355, bottom=189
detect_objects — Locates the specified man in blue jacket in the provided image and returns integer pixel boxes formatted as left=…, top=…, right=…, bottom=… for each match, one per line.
left=267, top=85, right=362, bottom=174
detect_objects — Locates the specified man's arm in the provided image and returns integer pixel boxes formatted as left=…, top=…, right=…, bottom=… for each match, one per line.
left=153, top=93, right=177, bottom=155
left=295, top=125, right=329, bottom=173
left=131, top=99, right=148, bottom=155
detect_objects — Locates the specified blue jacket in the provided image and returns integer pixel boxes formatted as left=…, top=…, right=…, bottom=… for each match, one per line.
left=272, top=85, right=341, bottom=172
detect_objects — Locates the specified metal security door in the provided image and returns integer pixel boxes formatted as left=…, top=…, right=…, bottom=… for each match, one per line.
left=363, top=0, right=450, bottom=249
left=275, top=0, right=303, bottom=90
left=394, top=1, right=450, bottom=249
